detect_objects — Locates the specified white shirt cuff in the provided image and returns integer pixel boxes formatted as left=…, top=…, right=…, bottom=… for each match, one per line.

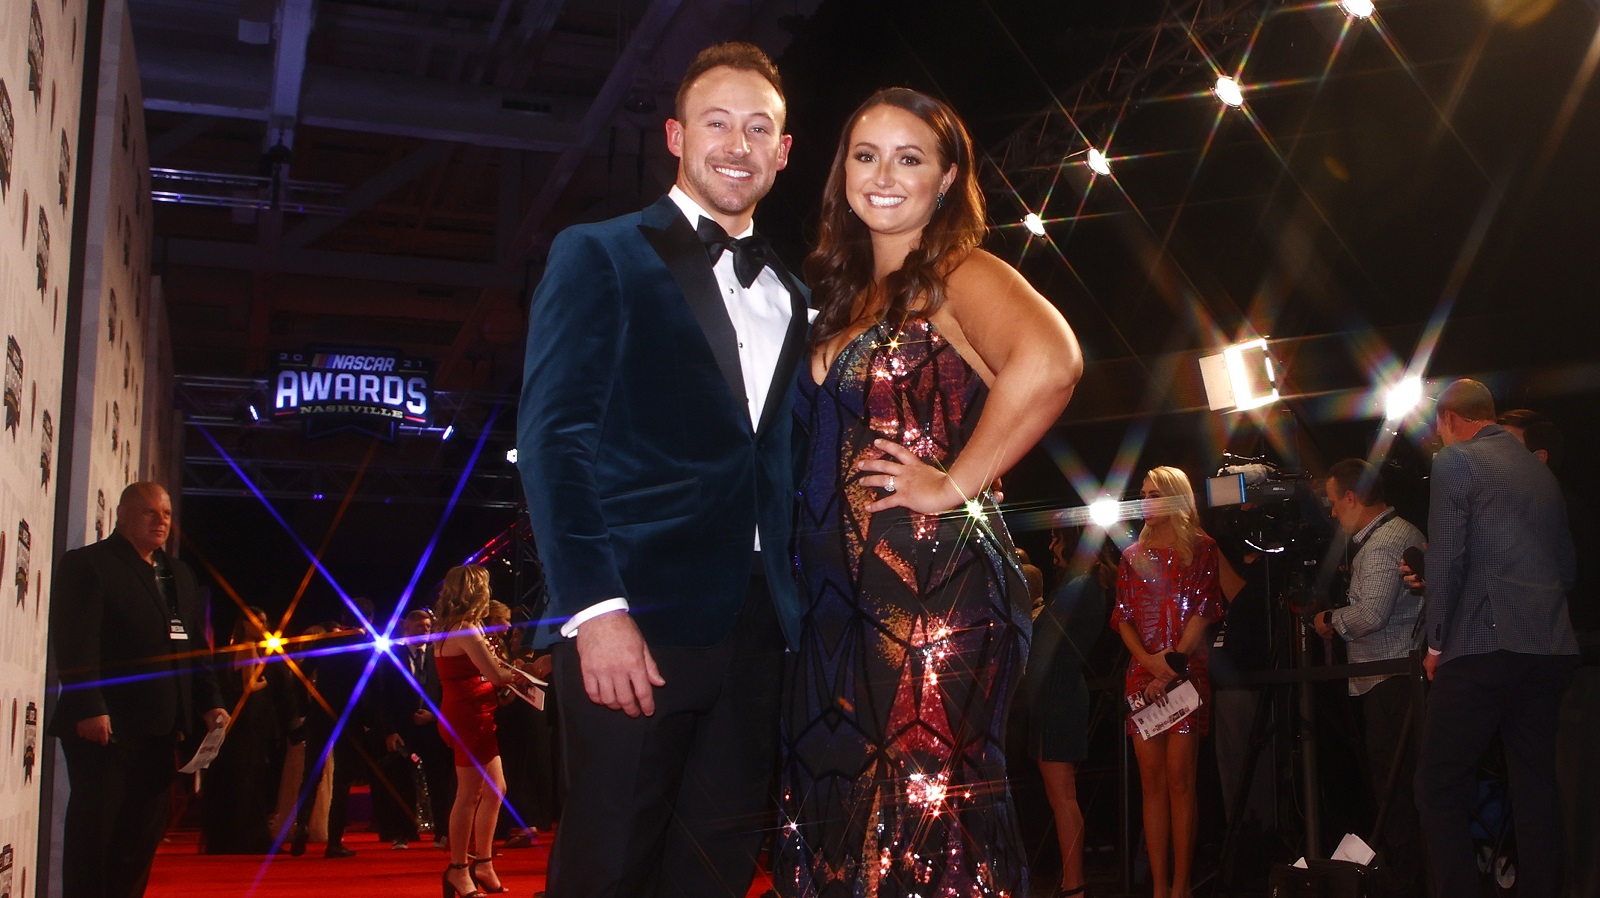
left=1427, top=647, right=1442, bottom=656
left=559, top=598, right=630, bottom=638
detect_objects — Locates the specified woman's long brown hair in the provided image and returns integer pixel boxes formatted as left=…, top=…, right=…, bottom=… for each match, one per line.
left=805, top=88, right=987, bottom=348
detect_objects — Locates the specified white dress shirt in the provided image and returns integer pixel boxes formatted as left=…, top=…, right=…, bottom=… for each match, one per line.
left=560, top=188, right=792, bottom=637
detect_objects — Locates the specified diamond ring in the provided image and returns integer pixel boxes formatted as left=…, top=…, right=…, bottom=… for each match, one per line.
left=885, top=476, right=896, bottom=493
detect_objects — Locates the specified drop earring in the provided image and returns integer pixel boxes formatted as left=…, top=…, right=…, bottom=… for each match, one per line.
left=935, top=192, right=945, bottom=210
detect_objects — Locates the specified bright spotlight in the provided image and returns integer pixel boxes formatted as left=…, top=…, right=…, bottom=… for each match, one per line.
left=1384, top=376, right=1424, bottom=421
left=1339, top=0, right=1375, bottom=18
left=442, top=424, right=454, bottom=441
left=373, top=635, right=393, bottom=654
left=262, top=633, right=284, bottom=654
left=1089, top=498, right=1120, bottom=528
left=505, top=447, right=519, bottom=464
left=1198, top=338, right=1279, bottom=412
left=1086, top=147, right=1112, bottom=176
left=1022, top=213, right=1047, bottom=237
left=1213, top=75, right=1245, bottom=108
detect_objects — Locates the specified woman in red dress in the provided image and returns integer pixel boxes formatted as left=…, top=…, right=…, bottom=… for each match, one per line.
left=1112, top=466, right=1223, bottom=898
left=434, top=565, right=523, bottom=898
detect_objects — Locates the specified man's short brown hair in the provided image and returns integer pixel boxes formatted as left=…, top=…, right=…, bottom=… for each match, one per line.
left=674, top=41, right=785, bottom=124
left=1327, top=458, right=1385, bottom=507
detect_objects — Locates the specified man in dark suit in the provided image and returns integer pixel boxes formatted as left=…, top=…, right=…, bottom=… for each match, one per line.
left=1416, top=379, right=1580, bottom=898
left=50, top=482, right=227, bottom=898
left=374, top=609, right=453, bottom=848
left=288, top=599, right=381, bottom=858
left=517, top=41, right=807, bottom=897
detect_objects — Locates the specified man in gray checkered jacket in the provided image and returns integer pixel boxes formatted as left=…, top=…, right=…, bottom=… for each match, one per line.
left=1314, top=457, right=1425, bottom=897
left=1415, top=378, right=1580, bottom=898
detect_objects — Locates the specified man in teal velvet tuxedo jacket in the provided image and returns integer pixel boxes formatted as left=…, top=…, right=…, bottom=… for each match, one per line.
left=516, top=42, right=807, bottom=897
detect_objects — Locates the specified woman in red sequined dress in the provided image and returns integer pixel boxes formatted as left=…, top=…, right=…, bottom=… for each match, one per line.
left=1112, top=466, right=1223, bottom=898
left=775, top=88, right=1083, bottom=897
left=434, top=565, right=524, bottom=898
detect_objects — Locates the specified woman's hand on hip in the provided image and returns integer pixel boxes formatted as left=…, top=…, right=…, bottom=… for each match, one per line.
left=857, top=439, right=967, bottom=514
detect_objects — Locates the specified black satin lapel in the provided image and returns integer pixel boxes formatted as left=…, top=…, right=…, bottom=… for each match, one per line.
left=756, top=264, right=809, bottom=437
left=639, top=214, right=748, bottom=416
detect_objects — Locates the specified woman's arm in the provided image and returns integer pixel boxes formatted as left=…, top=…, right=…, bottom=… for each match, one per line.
left=446, top=626, right=518, bottom=686
left=1175, top=614, right=1211, bottom=657
left=1117, top=620, right=1176, bottom=685
left=860, top=251, right=1083, bottom=513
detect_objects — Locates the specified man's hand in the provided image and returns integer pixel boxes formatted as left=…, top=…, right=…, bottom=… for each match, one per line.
left=1423, top=650, right=1439, bottom=681
left=574, top=611, right=665, bottom=717
left=205, top=708, right=231, bottom=731
left=411, top=708, right=435, bottom=726
left=385, top=734, right=405, bottom=753
left=1314, top=611, right=1335, bottom=640
left=76, top=715, right=112, bottom=746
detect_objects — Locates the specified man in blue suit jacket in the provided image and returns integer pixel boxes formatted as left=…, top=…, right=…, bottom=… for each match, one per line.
left=517, top=42, right=806, bottom=897
left=1416, top=379, right=1579, bottom=898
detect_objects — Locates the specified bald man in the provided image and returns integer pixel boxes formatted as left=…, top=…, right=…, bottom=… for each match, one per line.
left=1416, top=380, right=1579, bottom=898
left=50, top=483, right=226, bottom=898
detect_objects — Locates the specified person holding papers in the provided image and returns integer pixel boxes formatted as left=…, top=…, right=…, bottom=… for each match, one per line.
left=1112, top=466, right=1223, bottom=898
left=433, top=565, right=525, bottom=898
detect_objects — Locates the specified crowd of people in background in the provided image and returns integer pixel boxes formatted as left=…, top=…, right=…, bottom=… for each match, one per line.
left=43, top=34, right=1598, bottom=898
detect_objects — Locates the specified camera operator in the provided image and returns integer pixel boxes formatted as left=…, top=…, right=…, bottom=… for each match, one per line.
left=1313, top=458, right=1424, bottom=898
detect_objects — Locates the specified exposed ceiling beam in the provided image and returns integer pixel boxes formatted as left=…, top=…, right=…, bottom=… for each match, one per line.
left=509, top=0, right=685, bottom=255
left=283, top=142, right=455, bottom=248
left=266, top=0, right=315, bottom=149
left=140, top=50, right=586, bottom=152
left=148, top=114, right=219, bottom=163
left=164, top=238, right=524, bottom=289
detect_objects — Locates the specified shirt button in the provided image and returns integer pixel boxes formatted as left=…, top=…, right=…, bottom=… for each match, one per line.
left=727, top=287, right=734, bottom=295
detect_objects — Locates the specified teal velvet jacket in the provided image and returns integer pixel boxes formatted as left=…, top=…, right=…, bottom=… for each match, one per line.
left=517, top=196, right=807, bottom=650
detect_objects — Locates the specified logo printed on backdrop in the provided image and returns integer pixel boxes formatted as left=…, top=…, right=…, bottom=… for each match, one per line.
left=273, top=347, right=433, bottom=440
left=3, top=338, right=19, bottom=437
left=40, top=411, right=52, bottom=488
left=0, top=80, right=13, bottom=196
left=23, top=702, right=36, bottom=783
left=13, top=522, right=28, bottom=607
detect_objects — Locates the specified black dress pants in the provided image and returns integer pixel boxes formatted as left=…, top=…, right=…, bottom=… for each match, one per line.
left=61, top=734, right=177, bottom=898
left=1416, top=650, right=1577, bottom=898
left=1361, top=675, right=1423, bottom=897
left=545, top=574, right=785, bottom=898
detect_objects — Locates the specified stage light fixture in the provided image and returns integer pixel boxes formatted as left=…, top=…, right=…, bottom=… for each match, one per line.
left=373, top=635, right=392, bottom=654
left=1384, top=376, right=1424, bottom=421
left=505, top=448, right=519, bottom=464
left=1340, top=0, right=1375, bottom=18
left=442, top=424, right=455, bottom=441
left=1214, top=75, right=1245, bottom=108
left=1198, top=338, right=1280, bottom=412
left=1086, top=148, right=1112, bottom=176
left=1023, top=213, right=1047, bottom=237
left=262, top=633, right=284, bottom=654
left=1089, top=498, right=1120, bottom=528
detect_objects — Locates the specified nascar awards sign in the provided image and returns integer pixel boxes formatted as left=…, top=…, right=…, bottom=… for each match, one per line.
left=272, top=347, right=432, bottom=440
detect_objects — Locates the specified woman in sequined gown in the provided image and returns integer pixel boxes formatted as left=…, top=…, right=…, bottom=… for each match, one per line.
left=777, top=88, right=1083, bottom=898
left=1111, top=467, right=1223, bottom=898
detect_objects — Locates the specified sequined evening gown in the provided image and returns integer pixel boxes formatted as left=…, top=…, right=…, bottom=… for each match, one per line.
left=777, top=317, right=1031, bottom=898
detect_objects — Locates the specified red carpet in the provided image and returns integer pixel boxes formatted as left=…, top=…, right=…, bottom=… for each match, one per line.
left=147, top=828, right=775, bottom=897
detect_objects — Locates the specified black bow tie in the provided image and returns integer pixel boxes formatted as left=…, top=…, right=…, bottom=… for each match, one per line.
left=696, top=216, right=769, bottom=289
